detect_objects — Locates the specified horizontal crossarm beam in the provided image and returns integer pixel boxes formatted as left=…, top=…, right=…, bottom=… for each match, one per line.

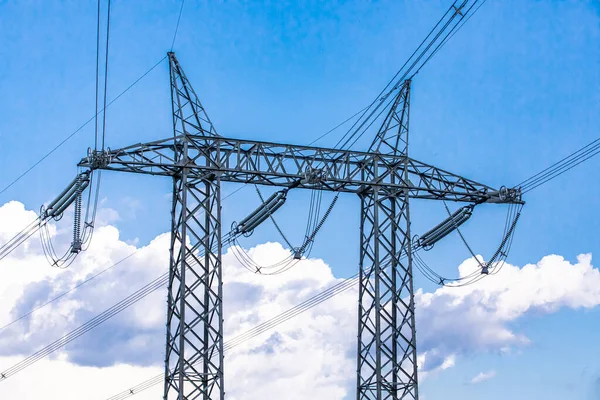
left=79, top=135, right=522, bottom=203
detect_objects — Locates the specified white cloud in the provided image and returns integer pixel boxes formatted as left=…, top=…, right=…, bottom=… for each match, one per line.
left=418, top=350, right=456, bottom=380
left=0, top=355, right=161, bottom=400
left=0, top=202, right=357, bottom=399
left=469, top=370, right=496, bottom=385
left=415, top=253, right=600, bottom=369
left=1, top=201, right=600, bottom=399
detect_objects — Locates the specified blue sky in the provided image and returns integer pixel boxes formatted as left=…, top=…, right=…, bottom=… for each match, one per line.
left=0, top=1, right=599, bottom=399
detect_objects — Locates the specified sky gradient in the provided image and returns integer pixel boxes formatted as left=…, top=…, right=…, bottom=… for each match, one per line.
left=0, top=1, right=599, bottom=399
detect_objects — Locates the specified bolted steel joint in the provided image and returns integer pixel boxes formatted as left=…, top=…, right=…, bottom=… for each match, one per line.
left=301, top=167, right=324, bottom=185
left=86, top=147, right=112, bottom=170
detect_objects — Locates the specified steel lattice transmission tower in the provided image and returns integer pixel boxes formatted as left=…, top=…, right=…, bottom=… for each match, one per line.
left=357, top=80, right=418, bottom=399
left=164, top=54, right=224, bottom=399
left=80, top=52, right=521, bottom=399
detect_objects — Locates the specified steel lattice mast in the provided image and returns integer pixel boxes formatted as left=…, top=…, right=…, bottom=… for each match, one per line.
left=357, top=80, right=418, bottom=399
left=162, top=54, right=224, bottom=399
left=80, top=53, right=522, bottom=400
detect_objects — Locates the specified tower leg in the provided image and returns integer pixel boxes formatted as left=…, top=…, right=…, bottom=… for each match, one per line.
left=164, top=165, right=224, bottom=400
left=357, top=181, right=418, bottom=399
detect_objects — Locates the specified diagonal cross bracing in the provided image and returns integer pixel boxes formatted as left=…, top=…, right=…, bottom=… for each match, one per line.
left=77, top=53, right=522, bottom=400
left=357, top=79, right=418, bottom=400
left=79, top=135, right=510, bottom=203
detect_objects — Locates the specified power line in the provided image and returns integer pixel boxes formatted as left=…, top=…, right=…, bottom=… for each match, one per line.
left=2, top=3, right=500, bottom=394
left=170, top=0, right=186, bottom=51
left=518, top=136, right=600, bottom=193
left=4, top=0, right=597, bottom=394
left=308, top=105, right=370, bottom=146
left=0, top=237, right=418, bottom=382
left=0, top=270, right=171, bottom=380
left=105, top=273, right=360, bottom=399
left=295, top=3, right=487, bottom=251
left=334, top=0, right=483, bottom=152
left=1, top=0, right=191, bottom=197
left=409, top=0, right=488, bottom=78
left=1, top=0, right=191, bottom=199
left=0, top=94, right=367, bottom=330
left=0, top=185, right=246, bottom=331
left=100, top=0, right=112, bottom=151
left=0, top=217, right=42, bottom=261
left=0, top=56, right=166, bottom=198
left=8, top=127, right=593, bottom=335
left=104, top=243, right=423, bottom=399
left=518, top=137, right=600, bottom=187
left=0, top=250, right=138, bottom=333
left=94, top=0, right=101, bottom=152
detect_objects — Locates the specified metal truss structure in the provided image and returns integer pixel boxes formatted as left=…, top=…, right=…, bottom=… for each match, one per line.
left=79, top=52, right=522, bottom=400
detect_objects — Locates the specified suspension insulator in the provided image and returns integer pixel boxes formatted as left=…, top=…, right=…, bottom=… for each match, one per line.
left=46, top=172, right=90, bottom=219
left=51, top=179, right=90, bottom=218
left=235, top=190, right=287, bottom=235
left=71, top=176, right=84, bottom=254
left=418, top=205, right=474, bottom=250
left=46, top=176, right=80, bottom=211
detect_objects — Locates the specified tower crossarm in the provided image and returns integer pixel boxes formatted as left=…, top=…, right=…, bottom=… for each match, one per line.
left=404, top=157, right=522, bottom=203
left=79, top=134, right=522, bottom=204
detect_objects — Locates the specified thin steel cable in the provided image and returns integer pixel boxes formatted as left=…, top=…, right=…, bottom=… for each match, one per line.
left=0, top=273, right=169, bottom=379
left=1, top=0, right=187, bottom=200
left=0, top=250, right=139, bottom=332
left=3, top=226, right=412, bottom=381
left=490, top=206, right=519, bottom=276
left=332, top=1, right=459, bottom=150
left=0, top=231, right=237, bottom=380
left=170, top=0, right=186, bottom=51
left=345, top=94, right=398, bottom=150
left=104, top=274, right=360, bottom=399
left=308, top=105, right=370, bottom=146
left=521, top=142, right=600, bottom=193
left=442, top=201, right=485, bottom=269
left=517, top=137, right=600, bottom=188
left=486, top=206, right=521, bottom=265
left=415, top=204, right=523, bottom=287
left=83, top=170, right=103, bottom=248
left=339, top=0, right=488, bottom=153
left=0, top=220, right=41, bottom=261
left=234, top=192, right=338, bottom=275
left=104, top=244, right=423, bottom=400
left=82, top=170, right=97, bottom=241
left=0, top=56, right=166, bottom=198
left=337, top=0, right=477, bottom=151
left=94, top=0, right=101, bottom=151
left=0, top=0, right=492, bottom=382
left=0, top=217, right=39, bottom=254
left=413, top=202, right=520, bottom=285
left=100, top=0, right=112, bottom=150
left=254, top=186, right=294, bottom=249
left=521, top=142, right=600, bottom=189
left=1, top=185, right=247, bottom=330
left=409, top=0, right=487, bottom=79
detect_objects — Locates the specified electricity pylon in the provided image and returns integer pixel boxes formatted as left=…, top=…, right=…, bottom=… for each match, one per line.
left=79, top=52, right=522, bottom=399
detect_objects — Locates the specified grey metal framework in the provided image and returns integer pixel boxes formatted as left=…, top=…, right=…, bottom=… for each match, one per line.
left=79, top=53, right=521, bottom=400
left=357, top=80, right=418, bottom=399
left=163, top=54, right=224, bottom=399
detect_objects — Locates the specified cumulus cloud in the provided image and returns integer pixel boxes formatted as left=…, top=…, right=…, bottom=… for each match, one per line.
left=415, top=252, right=600, bottom=371
left=0, top=202, right=357, bottom=399
left=469, top=370, right=496, bottom=385
left=418, top=350, right=455, bottom=380
left=1, top=201, right=600, bottom=399
left=0, top=355, right=161, bottom=400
